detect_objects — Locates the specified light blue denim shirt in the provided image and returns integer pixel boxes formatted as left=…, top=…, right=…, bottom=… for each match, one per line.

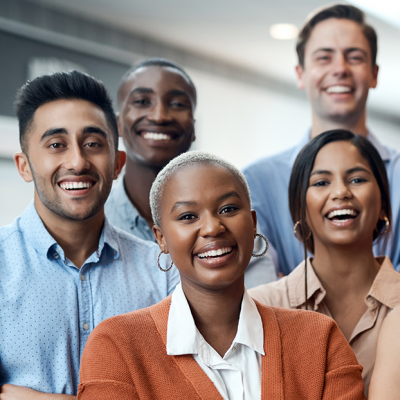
left=106, top=175, right=278, bottom=288
left=0, top=202, right=179, bottom=395
left=243, top=131, right=400, bottom=276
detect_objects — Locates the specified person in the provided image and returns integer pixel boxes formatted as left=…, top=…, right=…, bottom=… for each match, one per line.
left=0, top=71, right=179, bottom=398
left=368, top=307, right=400, bottom=399
left=249, top=130, right=400, bottom=396
left=243, top=4, right=400, bottom=276
left=78, top=151, right=365, bottom=400
left=105, top=57, right=277, bottom=287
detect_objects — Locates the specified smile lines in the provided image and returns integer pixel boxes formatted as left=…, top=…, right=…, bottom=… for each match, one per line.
left=59, top=182, right=93, bottom=190
left=198, top=247, right=233, bottom=259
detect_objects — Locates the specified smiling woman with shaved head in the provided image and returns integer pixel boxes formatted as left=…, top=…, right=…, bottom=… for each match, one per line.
left=250, top=129, right=400, bottom=397
left=78, top=151, right=365, bottom=400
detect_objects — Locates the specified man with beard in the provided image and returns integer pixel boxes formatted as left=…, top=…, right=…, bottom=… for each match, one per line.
left=0, top=70, right=179, bottom=398
left=106, top=58, right=277, bottom=287
left=243, top=4, right=400, bottom=276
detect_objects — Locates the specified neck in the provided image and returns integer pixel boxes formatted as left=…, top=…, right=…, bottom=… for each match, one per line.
left=312, top=241, right=379, bottom=298
left=181, top=277, right=244, bottom=357
left=310, top=110, right=368, bottom=139
left=124, top=157, right=162, bottom=227
left=34, top=194, right=104, bottom=268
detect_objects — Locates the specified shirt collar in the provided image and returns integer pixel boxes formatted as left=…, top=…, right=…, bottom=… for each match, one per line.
left=112, top=174, right=142, bottom=226
left=167, top=283, right=264, bottom=357
left=21, top=201, right=119, bottom=261
left=289, top=130, right=390, bottom=168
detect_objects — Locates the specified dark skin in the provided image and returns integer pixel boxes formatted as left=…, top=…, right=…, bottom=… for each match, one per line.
left=118, top=65, right=196, bottom=228
left=153, top=164, right=257, bottom=356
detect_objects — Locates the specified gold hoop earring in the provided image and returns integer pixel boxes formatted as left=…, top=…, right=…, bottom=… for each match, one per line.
left=293, top=220, right=312, bottom=240
left=157, top=251, right=173, bottom=272
left=252, top=233, right=269, bottom=257
left=381, top=216, right=390, bottom=235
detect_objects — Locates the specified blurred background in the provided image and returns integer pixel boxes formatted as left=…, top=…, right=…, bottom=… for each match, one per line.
left=1, top=0, right=399, bottom=226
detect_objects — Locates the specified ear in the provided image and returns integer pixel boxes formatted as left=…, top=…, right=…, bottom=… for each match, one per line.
left=191, top=124, right=196, bottom=143
left=153, top=225, right=168, bottom=253
left=370, top=64, right=379, bottom=89
left=113, top=150, right=126, bottom=180
left=14, top=152, right=33, bottom=183
left=251, top=209, right=257, bottom=236
left=295, top=64, right=306, bottom=90
left=116, top=112, right=122, bottom=137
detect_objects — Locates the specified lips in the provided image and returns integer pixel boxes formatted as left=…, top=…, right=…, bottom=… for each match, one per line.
left=138, top=129, right=180, bottom=141
left=57, top=176, right=97, bottom=193
left=325, top=207, right=359, bottom=226
left=323, top=85, right=354, bottom=94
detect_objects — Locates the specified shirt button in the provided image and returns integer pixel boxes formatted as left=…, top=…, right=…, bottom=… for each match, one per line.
left=53, top=253, right=59, bottom=259
left=83, top=323, right=89, bottom=330
left=81, top=274, right=86, bottom=281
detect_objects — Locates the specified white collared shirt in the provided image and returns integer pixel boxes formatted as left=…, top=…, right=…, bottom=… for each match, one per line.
left=167, top=283, right=264, bottom=400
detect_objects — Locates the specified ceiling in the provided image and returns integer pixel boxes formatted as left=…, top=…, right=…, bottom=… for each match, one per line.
left=24, top=0, right=400, bottom=116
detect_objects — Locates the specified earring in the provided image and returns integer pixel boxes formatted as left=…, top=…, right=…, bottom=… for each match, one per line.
left=157, top=251, right=174, bottom=272
left=252, top=233, right=269, bottom=258
left=381, top=216, right=390, bottom=235
left=293, top=220, right=312, bottom=240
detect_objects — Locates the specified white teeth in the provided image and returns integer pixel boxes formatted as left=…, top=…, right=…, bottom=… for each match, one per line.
left=60, top=182, right=93, bottom=190
left=142, top=132, right=170, bottom=141
left=327, top=209, right=357, bottom=219
left=198, top=247, right=232, bottom=259
left=326, top=85, right=352, bottom=93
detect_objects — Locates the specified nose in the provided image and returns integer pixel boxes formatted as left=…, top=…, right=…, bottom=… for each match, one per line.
left=200, top=212, right=226, bottom=237
left=64, top=143, right=90, bottom=173
left=147, top=101, right=172, bottom=124
left=332, top=53, right=351, bottom=78
left=331, top=179, right=352, bottom=200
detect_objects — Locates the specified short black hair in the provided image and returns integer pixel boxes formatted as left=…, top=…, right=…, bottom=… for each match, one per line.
left=289, top=129, right=391, bottom=255
left=297, top=4, right=378, bottom=68
left=118, top=57, right=197, bottom=108
left=15, top=70, right=119, bottom=153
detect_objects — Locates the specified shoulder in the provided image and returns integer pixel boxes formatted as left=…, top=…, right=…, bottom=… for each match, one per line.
left=0, top=215, right=25, bottom=247
left=249, top=277, right=291, bottom=306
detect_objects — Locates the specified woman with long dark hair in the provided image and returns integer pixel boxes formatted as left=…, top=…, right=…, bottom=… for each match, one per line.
left=250, top=130, right=400, bottom=396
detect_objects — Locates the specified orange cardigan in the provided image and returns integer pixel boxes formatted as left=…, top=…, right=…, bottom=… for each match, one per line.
left=78, top=297, right=365, bottom=399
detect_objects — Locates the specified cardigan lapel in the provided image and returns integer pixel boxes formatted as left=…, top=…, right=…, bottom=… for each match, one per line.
left=255, top=301, right=284, bottom=399
left=150, top=297, right=225, bottom=400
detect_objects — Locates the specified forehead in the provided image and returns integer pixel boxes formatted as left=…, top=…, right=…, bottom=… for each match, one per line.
left=163, top=163, right=247, bottom=203
left=30, top=99, right=111, bottom=137
left=306, top=18, right=371, bottom=55
left=312, top=141, right=371, bottom=171
left=119, top=65, right=195, bottom=102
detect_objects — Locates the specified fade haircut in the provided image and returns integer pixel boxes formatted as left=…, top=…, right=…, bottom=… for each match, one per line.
left=118, top=57, right=197, bottom=108
left=15, top=70, right=119, bottom=153
left=296, top=4, right=378, bottom=68
left=150, top=151, right=251, bottom=227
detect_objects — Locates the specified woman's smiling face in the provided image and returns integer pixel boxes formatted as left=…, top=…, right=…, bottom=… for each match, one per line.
left=306, top=141, right=384, bottom=251
left=154, top=163, right=256, bottom=291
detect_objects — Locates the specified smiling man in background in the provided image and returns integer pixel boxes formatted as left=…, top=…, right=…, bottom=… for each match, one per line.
left=0, top=70, right=179, bottom=398
left=106, top=58, right=278, bottom=287
left=243, top=4, right=400, bottom=275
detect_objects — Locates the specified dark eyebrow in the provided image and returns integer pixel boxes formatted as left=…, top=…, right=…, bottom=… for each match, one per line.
left=310, top=169, right=332, bottom=177
left=347, top=166, right=371, bottom=175
left=40, top=128, right=68, bottom=141
left=312, top=48, right=334, bottom=55
left=171, top=201, right=197, bottom=213
left=82, top=126, right=108, bottom=139
left=217, top=191, right=241, bottom=201
left=129, top=87, right=154, bottom=96
left=168, top=89, right=190, bottom=98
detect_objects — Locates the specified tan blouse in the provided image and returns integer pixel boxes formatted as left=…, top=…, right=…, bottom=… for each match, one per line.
left=249, top=257, right=400, bottom=396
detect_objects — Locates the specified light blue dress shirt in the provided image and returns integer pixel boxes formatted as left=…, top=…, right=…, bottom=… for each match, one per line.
left=106, top=175, right=278, bottom=288
left=0, top=202, right=179, bottom=395
left=243, top=132, right=400, bottom=276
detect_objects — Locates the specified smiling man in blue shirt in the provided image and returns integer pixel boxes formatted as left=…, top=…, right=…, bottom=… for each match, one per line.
left=243, top=4, right=400, bottom=276
left=0, top=71, right=179, bottom=399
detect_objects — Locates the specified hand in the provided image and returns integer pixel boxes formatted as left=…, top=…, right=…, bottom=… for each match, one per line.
left=0, top=384, right=76, bottom=400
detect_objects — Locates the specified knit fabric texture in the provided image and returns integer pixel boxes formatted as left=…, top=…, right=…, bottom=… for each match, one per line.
left=78, top=297, right=365, bottom=399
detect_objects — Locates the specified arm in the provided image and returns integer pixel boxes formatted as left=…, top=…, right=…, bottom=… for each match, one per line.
left=368, top=308, right=400, bottom=400
left=78, top=319, right=138, bottom=400
left=323, top=322, right=365, bottom=400
left=0, top=385, right=75, bottom=399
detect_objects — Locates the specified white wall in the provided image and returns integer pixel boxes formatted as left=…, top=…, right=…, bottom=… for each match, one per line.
left=1, top=68, right=399, bottom=226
